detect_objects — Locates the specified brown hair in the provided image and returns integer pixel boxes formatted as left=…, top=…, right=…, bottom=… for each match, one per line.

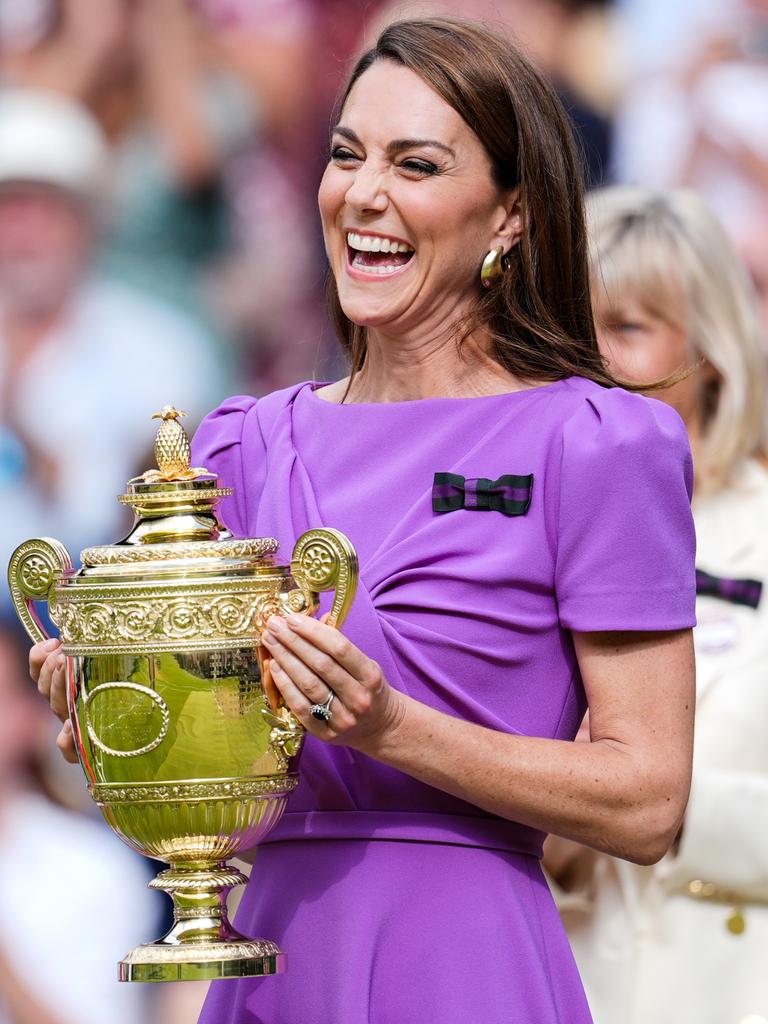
left=327, top=17, right=624, bottom=391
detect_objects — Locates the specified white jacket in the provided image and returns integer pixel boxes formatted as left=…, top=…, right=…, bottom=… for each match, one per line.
left=559, top=459, right=768, bottom=1024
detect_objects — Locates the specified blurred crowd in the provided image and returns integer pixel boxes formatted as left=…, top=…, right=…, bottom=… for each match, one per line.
left=1, top=0, right=767, bottom=1022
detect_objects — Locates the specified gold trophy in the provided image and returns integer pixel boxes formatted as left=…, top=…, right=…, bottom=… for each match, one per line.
left=7, top=407, right=358, bottom=982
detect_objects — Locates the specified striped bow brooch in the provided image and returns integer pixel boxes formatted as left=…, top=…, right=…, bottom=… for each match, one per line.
left=432, top=472, right=533, bottom=517
left=695, top=568, right=762, bottom=609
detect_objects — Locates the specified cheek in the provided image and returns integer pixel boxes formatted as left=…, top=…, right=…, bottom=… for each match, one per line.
left=317, top=168, right=345, bottom=233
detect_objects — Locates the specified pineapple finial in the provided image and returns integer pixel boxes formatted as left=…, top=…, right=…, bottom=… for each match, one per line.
left=140, top=405, right=209, bottom=482
left=152, top=405, right=187, bottom=423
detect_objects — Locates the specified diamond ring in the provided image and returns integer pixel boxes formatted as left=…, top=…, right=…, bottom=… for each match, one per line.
left=309, top=690, right=335, bottom=722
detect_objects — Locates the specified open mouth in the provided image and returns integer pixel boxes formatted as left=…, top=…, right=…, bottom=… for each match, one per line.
left=346, top=231, right=415, bottom=278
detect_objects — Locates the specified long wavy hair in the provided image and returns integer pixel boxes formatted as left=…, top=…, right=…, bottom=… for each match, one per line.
left=326, top=17, right=623, bottom=390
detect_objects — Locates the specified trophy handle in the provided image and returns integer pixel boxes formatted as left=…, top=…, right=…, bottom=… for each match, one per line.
left=290, top=528, right=359, bottom=628
left=7, top=538, right=73, bottom=643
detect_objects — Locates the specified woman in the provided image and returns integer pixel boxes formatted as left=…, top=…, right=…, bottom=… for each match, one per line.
left=547, top=187, right=768, bottom=1024
left=30, top=19, right=696, bottom=1024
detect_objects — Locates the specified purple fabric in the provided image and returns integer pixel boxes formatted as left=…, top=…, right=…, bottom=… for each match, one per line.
left=193, top=376, right=696, bottom=1024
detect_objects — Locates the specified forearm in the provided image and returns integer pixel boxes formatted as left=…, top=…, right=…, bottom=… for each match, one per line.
left=136, top=3, right=218, bottom=186
left=0, top=948, right=67, bottom=1024
left=360, top=695, right=687, bottom=864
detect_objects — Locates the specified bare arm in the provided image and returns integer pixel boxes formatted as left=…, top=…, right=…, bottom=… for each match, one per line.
left=261, top=617, right=695, bottom=865
left=31, top=619, right=695, bottom=864
left=0, top=948, right=68, bottom=1024
left=1, top=0, right=126, bottom=102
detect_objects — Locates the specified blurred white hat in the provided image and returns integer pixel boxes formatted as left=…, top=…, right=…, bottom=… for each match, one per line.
left=0, top=89, right=108, bottom=196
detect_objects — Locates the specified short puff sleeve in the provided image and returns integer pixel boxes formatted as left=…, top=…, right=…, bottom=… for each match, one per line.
left=191, top=396, right=262, bottom=538
left=554, top=388, right=696, bottom=631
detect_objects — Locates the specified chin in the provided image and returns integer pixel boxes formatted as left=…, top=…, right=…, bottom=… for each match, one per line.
left=338, top=296, right=398, bottom=329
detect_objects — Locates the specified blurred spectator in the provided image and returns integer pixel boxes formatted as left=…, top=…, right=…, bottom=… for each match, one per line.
left=0, top=0, right=363, bottom=393
left=0, top=617, right=157, bottom=1024
left=0, top=89, right=226, bottom=601
left=546, top=187, right=768, bottom=1024
left=614, top=0, right=768, bottom=338
left=370, top=0, right=618, bottom=186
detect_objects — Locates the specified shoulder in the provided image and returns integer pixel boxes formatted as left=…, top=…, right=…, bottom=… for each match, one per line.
left=192, top=382, right=314, bottom=462
left=559, top=377, right=689, bottom=445
left=556, top=378, right=692, bottom=484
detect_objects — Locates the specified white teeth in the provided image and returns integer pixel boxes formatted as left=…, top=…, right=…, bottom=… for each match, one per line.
left=347, top=231, right=414, bottom=253
left=351, top=253, right=404, bottom=275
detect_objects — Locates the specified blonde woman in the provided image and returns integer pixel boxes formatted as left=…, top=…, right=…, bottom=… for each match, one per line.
left=546, top=187, right=768, bottom=1024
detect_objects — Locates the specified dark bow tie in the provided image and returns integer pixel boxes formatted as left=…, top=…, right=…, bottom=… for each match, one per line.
left=696, top=568, right=762, bottom=609
left=432, top=472, right=533, bottom=517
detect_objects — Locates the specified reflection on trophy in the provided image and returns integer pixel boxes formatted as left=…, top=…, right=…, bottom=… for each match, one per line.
left=7, top=406, right=358, bottom=983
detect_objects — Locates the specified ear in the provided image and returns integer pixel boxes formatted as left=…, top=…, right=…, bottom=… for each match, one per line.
left=490, top=187, right=523, bottom=253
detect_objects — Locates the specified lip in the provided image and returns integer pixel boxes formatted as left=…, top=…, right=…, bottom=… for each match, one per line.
left=344, top=243, right=415, bottom=282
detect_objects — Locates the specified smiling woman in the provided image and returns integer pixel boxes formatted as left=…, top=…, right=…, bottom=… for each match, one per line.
left=29, top=17, right=697, bottom=1024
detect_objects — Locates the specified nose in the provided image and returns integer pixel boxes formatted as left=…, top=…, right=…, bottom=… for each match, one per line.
left=343, top=161, right=389, bottom=214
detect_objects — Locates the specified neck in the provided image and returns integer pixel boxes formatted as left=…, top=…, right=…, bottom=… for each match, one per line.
left=343, top=323, right=528, bottom=404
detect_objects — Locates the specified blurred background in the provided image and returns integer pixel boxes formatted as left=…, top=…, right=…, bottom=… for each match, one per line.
left=0, top=0, right=766, bottom=1021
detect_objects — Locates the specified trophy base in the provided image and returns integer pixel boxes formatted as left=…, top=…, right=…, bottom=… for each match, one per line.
left=119, top=938, right=285, bottom=982
left=118, top=862, right=284, bottom=982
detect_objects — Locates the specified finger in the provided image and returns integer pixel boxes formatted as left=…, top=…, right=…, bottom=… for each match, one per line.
left=29, top=638, right=60, bottom=683
left=270, top=660, right=355, bottom=734
left=262, top=656, right=280, bottom=713
left=262, top=630, right=339, bottom=707
left=49, top=654, right=69, bottom=720
left=264, top=619, right=357, bottom=693
left=56, top=720, right=79, bottom=764
left=283, top=614, right=373, bottom=680
left=36, top=652, right=62, bottom=701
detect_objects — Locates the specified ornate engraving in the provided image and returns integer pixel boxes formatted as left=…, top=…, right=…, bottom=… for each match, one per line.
left=7, top=537, right=74, bottom=644
left=81, top=538, right=279, bottom=566
left=84, top=682, right=170, bottom=758
left=50, top=580, right=303, bottom=655
left=291, top=528, right=359, bottom=628
left=151, top=866, right=247, bottom=892
left=121, top=939, right=282, bottom=965
left=91, top=775, right=299, bottom=805
left=261, top=706, right=305, bottom=772
left=118, top=486, right=230, bottom=507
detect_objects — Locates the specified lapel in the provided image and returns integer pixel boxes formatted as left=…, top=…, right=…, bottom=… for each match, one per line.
left=694, top=461, right=768, bottom=704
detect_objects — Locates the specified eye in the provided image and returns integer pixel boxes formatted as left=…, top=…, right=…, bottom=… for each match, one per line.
left=400, top=159, right=439, bottom=177
left=330, top=145, right=361, bottom=164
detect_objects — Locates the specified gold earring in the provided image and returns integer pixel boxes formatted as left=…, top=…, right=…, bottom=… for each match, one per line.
left=481, top=246, right=506, bottom=288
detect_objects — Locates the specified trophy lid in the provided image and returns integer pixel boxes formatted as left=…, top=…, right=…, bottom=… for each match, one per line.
left=80, top=406, right=279, bottom=572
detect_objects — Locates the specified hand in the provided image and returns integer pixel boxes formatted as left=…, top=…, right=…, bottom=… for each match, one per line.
left=29, top=638, right=78, bottom=764
left=261, top=614, right=405, bottom=749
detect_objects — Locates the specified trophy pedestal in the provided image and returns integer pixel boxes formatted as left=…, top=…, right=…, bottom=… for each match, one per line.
left=118, top=863, right=285, bottom=982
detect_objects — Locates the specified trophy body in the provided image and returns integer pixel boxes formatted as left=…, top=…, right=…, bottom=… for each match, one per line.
left=7, top=409, right=358, bottom=982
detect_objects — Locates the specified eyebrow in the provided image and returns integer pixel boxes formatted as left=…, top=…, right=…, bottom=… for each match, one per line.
left=332, top=125, right=456, bottom=159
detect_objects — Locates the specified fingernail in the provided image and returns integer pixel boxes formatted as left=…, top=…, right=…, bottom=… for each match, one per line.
left=267, top=616, right=286, bottom=632
left=270, top=660, right=283, bottom=675
left=43, top=638, right=60, bottom=651
left=286, top=614, right=304, bottom=627
left=56, top=654, right=66, bottom=669
left=63, top=720, right=72, bottom=734
left=262, top=631, right=276, bottom=646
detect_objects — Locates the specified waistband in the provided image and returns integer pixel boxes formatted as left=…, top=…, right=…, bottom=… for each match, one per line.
left=263, top=810, right=545, bottom=858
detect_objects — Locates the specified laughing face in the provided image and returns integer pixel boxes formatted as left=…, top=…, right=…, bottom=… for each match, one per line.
left=318, top=60, right=519, bottom=338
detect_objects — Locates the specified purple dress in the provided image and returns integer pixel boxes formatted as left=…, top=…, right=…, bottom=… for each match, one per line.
left=193, top=377, right=696, bottom=1024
